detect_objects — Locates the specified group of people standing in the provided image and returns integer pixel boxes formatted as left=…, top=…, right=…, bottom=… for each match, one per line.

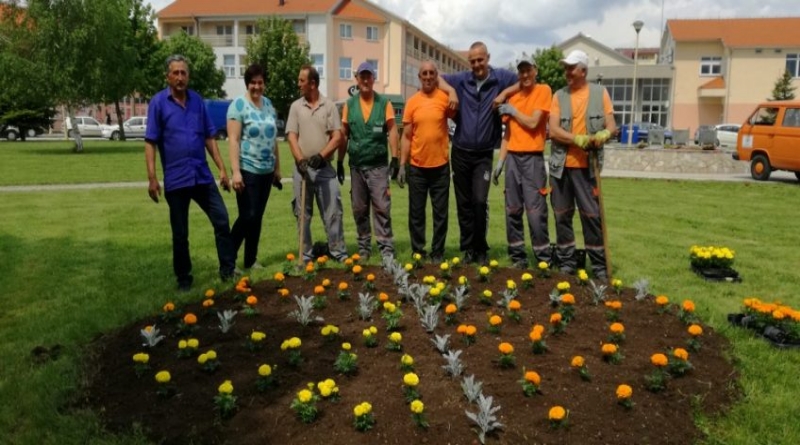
left=144, top=44, right=615, bottom=292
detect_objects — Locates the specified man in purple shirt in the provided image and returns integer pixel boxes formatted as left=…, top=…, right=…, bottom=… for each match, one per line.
left=145, top=54, right=236, bottom=291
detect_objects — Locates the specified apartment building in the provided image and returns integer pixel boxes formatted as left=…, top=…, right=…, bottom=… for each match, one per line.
left=156, top=0, right=468, bottom=106
left=662, top=18, right=800, bottom=133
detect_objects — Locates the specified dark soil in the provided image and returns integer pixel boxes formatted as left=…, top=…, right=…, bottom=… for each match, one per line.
left=84, top=263, right=738, bottom=445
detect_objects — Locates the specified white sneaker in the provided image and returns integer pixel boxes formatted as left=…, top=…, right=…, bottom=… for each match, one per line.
left=248, top=262, right=265, bottom=270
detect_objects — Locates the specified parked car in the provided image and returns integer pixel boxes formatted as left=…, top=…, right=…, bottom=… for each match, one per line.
left=714, top=123, right=740, bottom=149
left=103, top=116, right=147, bottom=140
left=736, top=100, right=800, bottom=181
left=65, top=116, right=104, bottom=137
left=693, top=125, right=715, bottom=145
left=1, top=124, right=45, bottom=141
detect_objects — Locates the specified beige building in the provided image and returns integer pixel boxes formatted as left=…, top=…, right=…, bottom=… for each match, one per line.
left=662, top=18, right=800, bottom=134
left=156, top=0, right=468, bottom=107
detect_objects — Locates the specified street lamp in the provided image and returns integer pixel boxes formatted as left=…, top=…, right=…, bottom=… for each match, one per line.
left=627, top=20, right=644, bottom=147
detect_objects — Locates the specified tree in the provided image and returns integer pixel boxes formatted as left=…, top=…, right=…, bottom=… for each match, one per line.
left=769, top=69, right=796, bottom=101
left=245, top=16, right=311, bottom=120
left=533, top=46, right=567, bottom=93
left=159, top=32, right=226, bottom=99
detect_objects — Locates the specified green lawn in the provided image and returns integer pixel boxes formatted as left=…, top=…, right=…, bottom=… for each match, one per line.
left=1, top=141, right=800, bottom=444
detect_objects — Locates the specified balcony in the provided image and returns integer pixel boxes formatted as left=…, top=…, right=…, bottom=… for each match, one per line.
left=237, top=33, right=307, bottom=47
left=200, top=34, right=235, bottom=47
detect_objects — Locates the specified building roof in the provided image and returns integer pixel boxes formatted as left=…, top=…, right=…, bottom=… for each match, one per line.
left=557, top=33, right=634, bottom=65
left=615, top=48, right=660, bottom=59
left=699, top=76, right=725, bottom=90
left=157, top=0, right=339, bottom=18
left=667, top=17, right=800, bottom=48
left=334, top=1, right=383, bottom=22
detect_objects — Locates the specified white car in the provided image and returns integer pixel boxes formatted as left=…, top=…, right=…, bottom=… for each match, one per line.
left=714, top=123, right=740, bottom=149
left=65, top=116, right=104, bottom=137
left=103, top=116, right=147, bottom=140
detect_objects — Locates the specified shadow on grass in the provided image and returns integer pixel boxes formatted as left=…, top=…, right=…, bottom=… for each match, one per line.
left=26, top=144, right=144, bottom=156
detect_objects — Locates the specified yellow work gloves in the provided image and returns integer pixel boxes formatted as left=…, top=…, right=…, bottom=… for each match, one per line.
left=573, top=134, right=590, bottom=149
left=593, top=129, right=611, bottom=145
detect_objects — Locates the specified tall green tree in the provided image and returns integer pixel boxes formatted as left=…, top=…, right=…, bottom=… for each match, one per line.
left=769, top=69, right=796, bottom=101
left=245, top=16, right=311, bottom=120
left=159, top=32, right=226, bottom=99
left=533, top=46, right=567, bottom=92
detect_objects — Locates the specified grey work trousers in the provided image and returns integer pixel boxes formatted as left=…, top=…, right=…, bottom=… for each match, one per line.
left=549, top=167, right=607, bottom=277
left=350, top=165, right=394, bottom=257
left=292, top=163, right=348, bottom=262
left=504, top=152, right=551, bottom=265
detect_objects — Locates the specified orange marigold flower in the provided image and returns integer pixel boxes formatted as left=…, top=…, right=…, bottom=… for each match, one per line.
left=532, top=324, right=545, bottom=334
left=651, top=353, right=668, bottom=367
left=489, top=315, right=502, bottom=326
left=366, top=273, right=375, bottom=282
left=548, top=406, right=566, bottom=421
left=163, top=302, right=175, bottom=312
left=317, top=255, right=328, bottom=264
left=278, top=288, right=290, bottom=297
left=202, top=299, right=214, bottom=308
left=351, top=253, right=361, bottom=262
left=498, top=342, right=514, bottom=354
left=286, top=253, right=295, bottom=261
left=570, top=356, right=585, bottom=368
left=352, top=265, right=363, bottom=274
left=550, top=313, right=562, bottom=324
left=274, top=272, right=285, bottom=281
left=204, top=289, right=215, bottom=298
left=616, top=384, right=633, bottom=400
left=378, top=292, right=389, bottom=302
left=344, top=258, right=353, bottom=266
left=305, top=262, right=315, bottom=273
left=529, top=330, right=542, bottom=342
left=772, top=310, right=786, bottom=320
left=465, top=325, right=477, bottom=336
left=655, top=295, right=669, bottom=306
left=673, top=348, right=689, bottom=361
left=183, top=313, right=197, bottom=325
left=605, top=300, right=622, bottom=310
left=338, top=282, right=349, bottom=291
left=322, top=278, right=331, bottom=287
left=609, top=322, right=625, bottom=334
left=457, top=324, right=468, bottom=334
left=445, top=304, right=458, bottom=314
left=687, top=324, right=703, bottom=336
left=246, top=295, right=258, bottom=306
left=682, top=300, right=695, bottom=313
left=314, top=285, right=325, bottom=295
left=508, top=300, right=521, bottom=311
left=524, top=371, right=541, bottom=385
left=561, top=293, right=575, bottom=305
left=601, top=343, right=618, bottom=355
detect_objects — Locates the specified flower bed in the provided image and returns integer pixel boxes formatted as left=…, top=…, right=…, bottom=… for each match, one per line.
left=85, top=260, right=738, bottom=445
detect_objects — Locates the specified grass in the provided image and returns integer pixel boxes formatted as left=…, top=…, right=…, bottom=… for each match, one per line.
left=2, top=141, right=800, bottom=444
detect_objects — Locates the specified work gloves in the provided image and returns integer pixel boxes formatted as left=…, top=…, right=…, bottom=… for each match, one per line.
left=337, top=161, right=345, bottom=185
left=308, top=154, right=325, bottom=169
left=389, top=156, right=399, bottom=180
left=573, top=134, right=591, bottom=149
left=492, top=158, right=505, bottom=186
left=498, top=103, right=518, bottom=117
left=397, top=165, right=406, bottom=188
left=296, top=159, right=309, bottom=177
left=593, top=129, right=611, bottom=145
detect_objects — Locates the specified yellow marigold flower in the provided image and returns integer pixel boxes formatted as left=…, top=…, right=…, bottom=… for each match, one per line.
left=452, top=257, right=461, bottom=265
left=422, top=275, right=435, bottom=284
left=651, top=353, right=668, bottom=367
left=570, top=356, right=584, bottom=368
left=548, top=405, right=566, bottom=421
left=413, top=253, right=422, bottom=261
left=354, top=404, right=366, bottom=417
left=482, top=289, right=492, bottom=298
left=367, top=273, right=375, bottom=282
left=389, top=332, right=402, bottom=343
left=521, top=273, right=533, bottom=281
left=577, top=269, right=589, bottom=281
left=465, top=325, right=477, bottom=336
left=688, top=324, right=703, bottom=336
left=445, top=304, right=458, bottom=314
left=352, top=265, right=362, bottom=274
left=369, top=326, right=378, bottom=334
left=155, top=370, right=171, bottom=383
left=616, top=384, right=633, bottom=400
left=430, top=287, right=441, bottom=297
left=273, top=272, right=285, bottom=281
left=218, top=380, right=233, bottom=394
left=557, top=281, right=570, bottom=291
left=440, top=262, right=450, bottom=271
left=601, top=343, right=618, bottom=355
left=525, top=371, right=541, bottom=385
left=178, top=340, right=187, bottom=349
left=673, top=348, right=689, bottom=361
left=384, top=302, right=397, bottom=313
left=498, top=342, right=514, bottom=354
left=682, top=300, right=696, bottom=313
left=258, top=364, right=272, bottom=376
left=288, top=337, right=302, bottom=348
left=479, top=266, right=490, bottom=275
left=132, top=352, right=149, bottom=364
left=538, top=261, right=548, bottom=270
left=342, top=342, right=352, bottom=351
left=436, top=282, right=445, bottom=290
left=506, top=279, right=516, bottom=289
left=609, top=323, right=625, bottom=334
left=314, top=285, right=325, bottom=295
left=508, top=300, right=521, bottom=311
left=561, top=293, right=575, bottom=305
left=489, top=315, right=502, bottom=326
left=318, top=385, right=333, bottom=397
left=204, top=289, right=215, bottom=298
left=362, top=328, right=373, bottom=337
left=187, top=338, right=199, bottom=348
left=163, top=302, right=175, bottom=312
left=401, top=354, right=414, bottom=366
left=611, top=278, right=622, bottom=288
left=404, top=263, right=413, bottom=271
left=458, top=275, right=467, bottom=285
left=403, top=372, right=419, bottom=387
left=206, top=350, right=217, bottom=360
left=489, top=260, right=499, bottom=268
left=198, top=353, right=208, bottom=364
left=297, top=389, right=313, bottom=403
left=410, top=399, right=424, bottom=414
left=550, top=313, right=563, bottom=324
left=251, top=331, right=266, bottom=342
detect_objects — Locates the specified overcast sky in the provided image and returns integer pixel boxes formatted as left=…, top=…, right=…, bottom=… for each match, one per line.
left=147, top=0, right=798, bottom=65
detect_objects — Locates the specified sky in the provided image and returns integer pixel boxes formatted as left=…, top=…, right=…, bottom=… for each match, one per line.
left=147, top=0, right=798, bottom=65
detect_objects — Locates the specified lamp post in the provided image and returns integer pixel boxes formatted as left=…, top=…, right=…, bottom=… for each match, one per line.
left=627, top=20, right=644, bottom=147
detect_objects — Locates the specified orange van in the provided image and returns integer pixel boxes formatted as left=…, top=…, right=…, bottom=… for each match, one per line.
left=736, top=100, right=800, bottom=181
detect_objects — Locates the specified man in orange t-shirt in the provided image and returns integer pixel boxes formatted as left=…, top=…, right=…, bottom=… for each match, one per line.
left=548, top=50, right=616, bottom=279
left=493, top=59, right=552, bottom=269
left=399, top=61, right=454, bottom=263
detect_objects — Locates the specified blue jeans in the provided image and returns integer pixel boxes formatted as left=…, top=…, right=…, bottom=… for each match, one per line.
left=231, top=170, right=274, bottom=268
left=165, top=183, right=236, bottom=286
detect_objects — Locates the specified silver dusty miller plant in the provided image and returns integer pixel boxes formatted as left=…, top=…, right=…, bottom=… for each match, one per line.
left=461, top=374, right=483, bottom=403
left=356, top=292, right=377, bottom=320
left=431, top=334, right=451, bottom=353
left=419, top=303, right=440, bottom=333
left=406, top=283, right=430, bottom=316
left=288, top=295, right=323, bottom=326
left=217, top=310, right=237, bottom=334
left=140, top=325, right=165, bottom=347
left=497, top=289, right=516, bottom=308
left=452, top=285, right=470, bottom=309
left=632, top=278, right=650, bottom=301
left=465, top=394, right=504, bottom=445
left=589, top=280, right=608, bottom=305
left=441, top=349, right=464, bottom=377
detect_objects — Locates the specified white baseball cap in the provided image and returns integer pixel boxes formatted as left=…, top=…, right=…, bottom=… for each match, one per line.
left=560, top=50, right=589, bottom=66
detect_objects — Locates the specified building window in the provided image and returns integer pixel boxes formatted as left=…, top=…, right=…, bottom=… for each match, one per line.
left=180, top=25, right=194, bottom=35
left=367, top=59, right=379, bottom=78
left=311, top=54, right=324, bottom=78
left=339, top=23, right=352, bottom=39
left=217, top=25, right=233, bottom=46
left=786, top=54, right=800, bottom=77
left=699, top=56, right=722, bottom=76
left=245, top=24, right=258, bottom=35
left=367, top=26, right=379, bottom=41
left=239, top=55, right=247, bottom=77
left=223, top=55, right=236, bottom=78
left=293, top=20, right=306, bottom=34
left=339, top=57, right=352, bottom=79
